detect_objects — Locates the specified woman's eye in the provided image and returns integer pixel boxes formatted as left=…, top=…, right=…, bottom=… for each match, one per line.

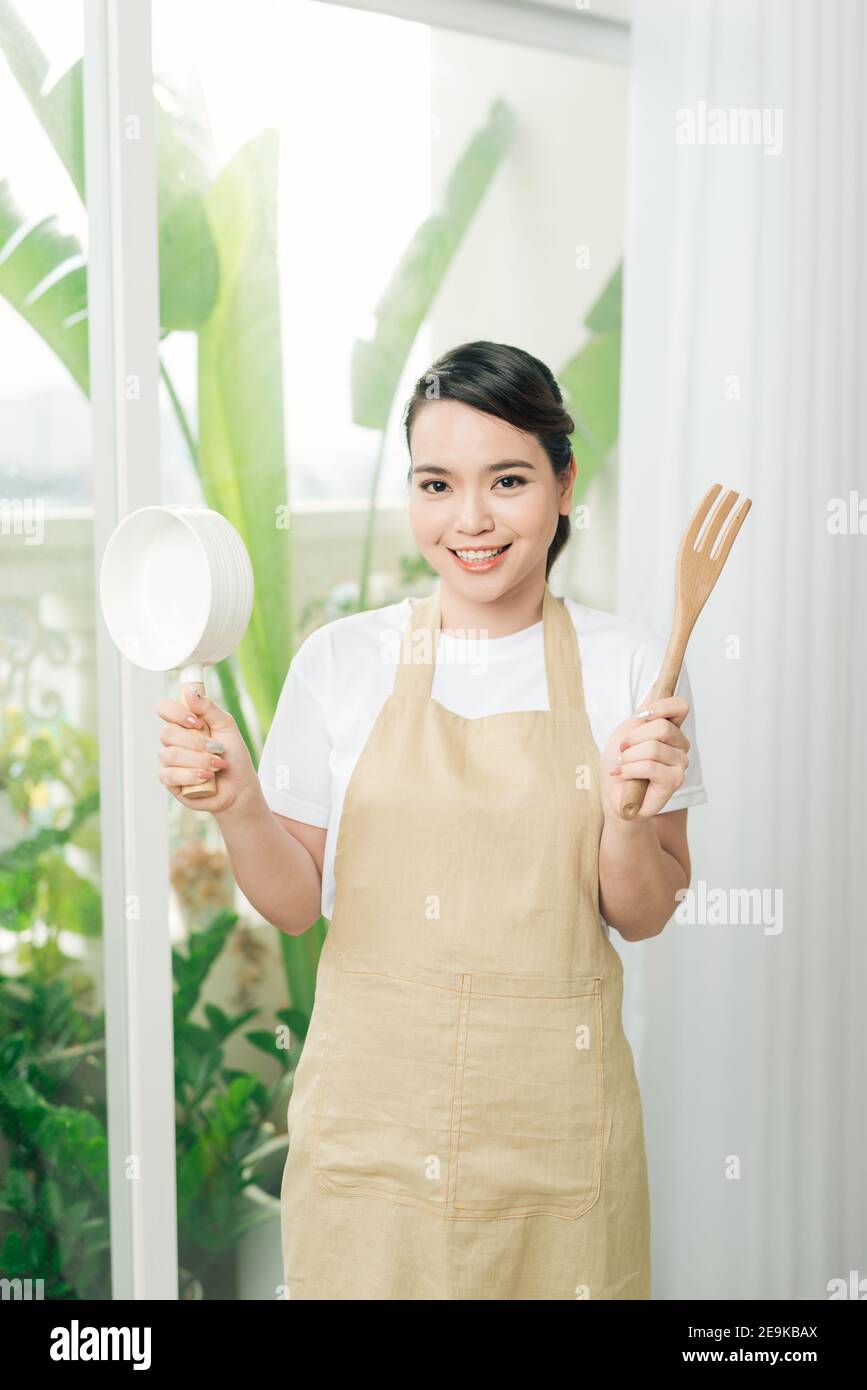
left=419, top=476, right=526, bottom=494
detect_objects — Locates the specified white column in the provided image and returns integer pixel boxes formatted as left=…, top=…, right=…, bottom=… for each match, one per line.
left=84, top=0, right=178, bottom=1299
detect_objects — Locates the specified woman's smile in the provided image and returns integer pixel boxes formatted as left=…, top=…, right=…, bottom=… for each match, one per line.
left=446, top=542, right=512, bottom=572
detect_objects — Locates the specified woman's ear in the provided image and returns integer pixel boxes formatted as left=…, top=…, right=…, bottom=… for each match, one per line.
left=559, top=452, right=577, bottom=513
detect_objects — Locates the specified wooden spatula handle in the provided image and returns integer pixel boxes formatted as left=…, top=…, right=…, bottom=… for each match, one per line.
left=180, top=677, right=217, bottom=798
left=618, top=635, right=688, bottom=821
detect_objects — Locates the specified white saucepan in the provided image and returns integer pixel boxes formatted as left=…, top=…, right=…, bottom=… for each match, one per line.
left=99, top=505, right=254, bottom=798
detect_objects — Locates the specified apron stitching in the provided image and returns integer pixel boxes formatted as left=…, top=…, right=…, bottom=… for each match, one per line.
left=585, top=989, right=606, bottom=1216
left=447, top=975, right=471, bottom=1208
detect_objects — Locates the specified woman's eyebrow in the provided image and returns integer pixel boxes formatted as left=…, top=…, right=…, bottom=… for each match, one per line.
left=411, top=459, right=537, bottom=475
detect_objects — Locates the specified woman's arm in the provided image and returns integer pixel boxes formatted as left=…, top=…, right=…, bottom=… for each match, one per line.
left=599, top=808, right=690, bottom=941
left=215, top=793, right=324, bottom=937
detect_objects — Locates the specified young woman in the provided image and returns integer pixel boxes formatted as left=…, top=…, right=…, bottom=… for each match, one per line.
left=156, top=341, right=707, bottom=1301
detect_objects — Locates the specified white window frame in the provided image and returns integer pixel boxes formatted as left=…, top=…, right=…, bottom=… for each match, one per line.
left=84, top=0, right=177, bottom=1300
left=317, top=0, right=630, bottom=64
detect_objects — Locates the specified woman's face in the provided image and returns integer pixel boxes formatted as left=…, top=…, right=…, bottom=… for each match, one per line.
left=407, top=399, right=575, bottom=600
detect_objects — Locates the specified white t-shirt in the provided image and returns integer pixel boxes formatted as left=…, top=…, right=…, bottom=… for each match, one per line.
left=257, top=594, right=708, bottom=922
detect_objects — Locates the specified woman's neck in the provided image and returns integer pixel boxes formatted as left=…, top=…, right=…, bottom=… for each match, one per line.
left=437, top=568, right=548, bottom=639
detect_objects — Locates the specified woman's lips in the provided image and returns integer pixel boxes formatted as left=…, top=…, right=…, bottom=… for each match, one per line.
left=447, top=543, right=512, bottom=572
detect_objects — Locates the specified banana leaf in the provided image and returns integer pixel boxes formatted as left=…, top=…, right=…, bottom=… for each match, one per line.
left=0, top=179, right=89, bottom=391
left=0, top=6, right=220, bottom=340
left=559, top=261, right=622, bottom=497
left=351, top=97, right=515, bottom=429
left=351, top=97, right=516, bottom=605
left=196, top=128, right=293, bottom=737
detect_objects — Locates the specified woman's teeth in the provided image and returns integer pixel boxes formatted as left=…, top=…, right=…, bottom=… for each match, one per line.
left=448, top=543, right=512, bottom=572
left=453, top=546, right=507, bottom=560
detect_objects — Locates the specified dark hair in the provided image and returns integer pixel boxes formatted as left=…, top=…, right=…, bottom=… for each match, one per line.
left=402, top=341, right=575, bottom=579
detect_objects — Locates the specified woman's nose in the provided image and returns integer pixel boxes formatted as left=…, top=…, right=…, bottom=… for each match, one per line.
left=456, top=496, right=493, bottom=532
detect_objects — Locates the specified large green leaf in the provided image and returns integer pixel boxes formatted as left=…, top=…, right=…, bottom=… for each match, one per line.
left=0, top=3, right=96, bottom=392
left=560, top=329, right=621, bottom=494
left=153, top=70, right=220, bottom=331
left=0, top=5, right=220, bottom=341
left=559, top=261, right=623, bottom=497
left=351, top=98, right=516, bottom=607
left=0, top=0, right=83, bottom=196
left=584, top=261, right=622, bottom=335
left=0, top=179, right=89, bottom=391
left=351, top=97, right=516, bottom=431
left=197, top=129, right=292, bottom=738
left=201, top=153, right=319, bottom=1031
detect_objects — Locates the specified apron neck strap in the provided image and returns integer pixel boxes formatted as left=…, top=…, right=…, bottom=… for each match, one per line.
left=393, top=582, right=587, bottom=712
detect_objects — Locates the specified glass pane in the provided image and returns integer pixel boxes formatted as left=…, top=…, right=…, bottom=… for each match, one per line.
left=0, top=1, right=108, bottom=1300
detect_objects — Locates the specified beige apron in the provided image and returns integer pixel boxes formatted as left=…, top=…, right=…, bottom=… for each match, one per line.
left=279, top=581, right=651, bottom=1299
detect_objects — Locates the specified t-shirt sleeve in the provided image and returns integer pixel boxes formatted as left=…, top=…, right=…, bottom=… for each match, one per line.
left=257, top=636, right=332, bottom=828
left=630, top=635, right=709, bottom=813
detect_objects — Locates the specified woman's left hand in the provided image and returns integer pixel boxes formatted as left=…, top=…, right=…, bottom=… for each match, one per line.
left=600, top=688, right=691, bottom=819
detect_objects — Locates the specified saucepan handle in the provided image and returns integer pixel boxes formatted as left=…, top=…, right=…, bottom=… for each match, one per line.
left=180, top=675, right=217, bottom=798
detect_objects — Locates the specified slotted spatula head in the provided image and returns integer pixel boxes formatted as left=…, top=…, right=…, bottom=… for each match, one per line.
left=618, top=482, right=752, bottom=821
left=674, top=483, right=752, bottom=627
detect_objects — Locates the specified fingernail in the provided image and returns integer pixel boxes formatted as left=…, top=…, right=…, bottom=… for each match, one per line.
left=206, top=740, right=225, bottom=753
left=635, top=707, right=654, bottom=720
left=610, top=767, right=622, bottom=775
left=185, top=715, right=201, bottom=726
left=198, top=770, right=210, bottom=780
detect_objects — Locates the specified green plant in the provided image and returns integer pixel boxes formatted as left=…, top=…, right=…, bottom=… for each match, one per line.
left=559, top=262, right=623, bottom=493
left=0, top=710, right=112, bottom=1296
left=0, top=970, right=111, bottom=1298
left=0, top=902, right=301, bottom=1299
left=172, top=909, right=296, bottom=1298
left=0, top=708, right=304, bottom=1296
left=0, top=710, right=101, bottom=963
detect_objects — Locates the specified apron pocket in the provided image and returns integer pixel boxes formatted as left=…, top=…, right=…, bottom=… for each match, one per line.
left=453, top=972, right=604, bottom=1220
left=311, top=950, right=463, bottom=1210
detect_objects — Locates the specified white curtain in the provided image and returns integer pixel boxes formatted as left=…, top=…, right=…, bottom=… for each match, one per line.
left=617, top=0, right=867, bottom=1299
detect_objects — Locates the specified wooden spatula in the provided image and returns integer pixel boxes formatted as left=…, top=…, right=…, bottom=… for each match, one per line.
left=619, top=482, right=752, bottom=821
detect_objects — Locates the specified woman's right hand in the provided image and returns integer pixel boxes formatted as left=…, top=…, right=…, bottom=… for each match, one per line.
left=156, top=688, right=260, bottom=815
